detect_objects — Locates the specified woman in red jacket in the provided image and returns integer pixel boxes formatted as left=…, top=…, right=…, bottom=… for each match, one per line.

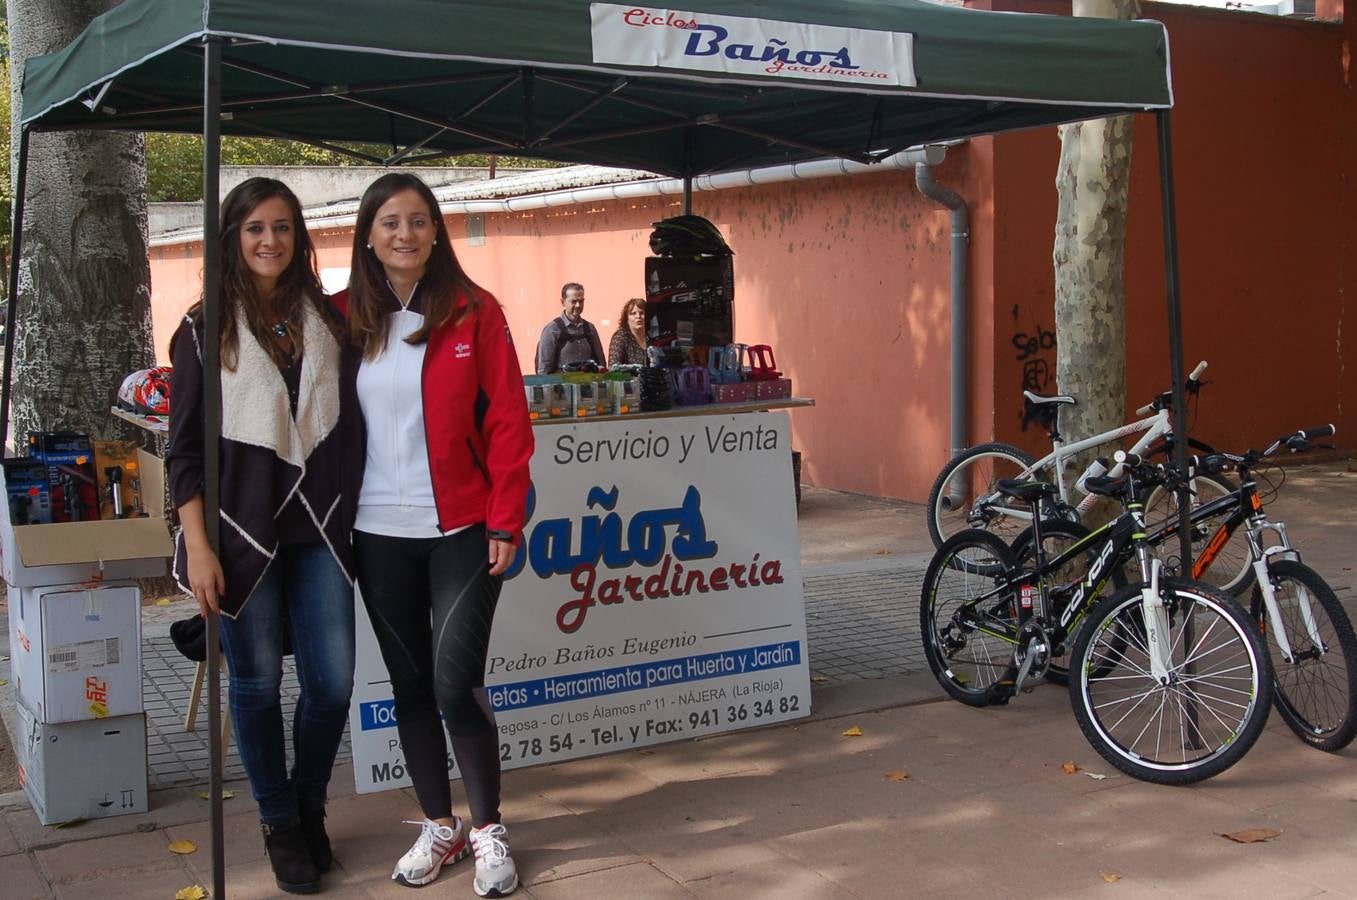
left=341, top=173, right=532, bottom=897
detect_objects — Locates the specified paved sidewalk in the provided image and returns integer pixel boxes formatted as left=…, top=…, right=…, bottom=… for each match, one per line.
left=0, top=466, right=1354, bottom=898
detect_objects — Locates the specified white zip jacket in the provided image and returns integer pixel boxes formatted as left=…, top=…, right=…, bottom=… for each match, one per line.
left=354, top=304, right=441, bottom=537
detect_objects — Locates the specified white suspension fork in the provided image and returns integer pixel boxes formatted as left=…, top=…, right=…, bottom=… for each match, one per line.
left=1140, top=557, right=1175, bottom=683
left=1254, top=556, right=1324, bottom=663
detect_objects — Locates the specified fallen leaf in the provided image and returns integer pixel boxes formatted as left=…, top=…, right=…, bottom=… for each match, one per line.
left=156, top=598, right=174, bottom=606
left=874, top=549, right=891, bottom=556
left=1061, top=761, right=1079, bottom=775
left=1101, top=872, right=1122, bottom=883
left=841, top=726, right=863, bottom=737
left=1084, top=772, right=1109, bottom=781
left=885, top=771, right=909, bottom=781
left=53, top=817, right=87, bottom=829
left=0, top=679, right=7, bottom=687
left=176, top=887, right=208, bottom=900
left=1222, top=828, right=1281, bottom=844
left=636, top=749, right=655, bottom=756
left=196, top=790, right=236, bottom=801
left=0, top=655, right=9, bottom=662
left=168, top=840, right=198, bottom=855
left=810, top=675, right=829, bottom=684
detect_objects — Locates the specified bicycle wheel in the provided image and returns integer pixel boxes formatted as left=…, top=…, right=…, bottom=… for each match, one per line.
left=1250, top=560, right=1357, bottom=751
left=920, top=530, right=1021, bottom=707
left=1009, top=520, right=1127, bottom=686
left=927, top=442, right=1039, bottom=549
left=1069, top=578, right=1272, bottom=784
left=1144, top=473, right=1252, bottom=596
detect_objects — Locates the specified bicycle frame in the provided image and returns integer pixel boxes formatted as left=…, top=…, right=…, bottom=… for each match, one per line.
left=974, top=409, right=1174, bottom=527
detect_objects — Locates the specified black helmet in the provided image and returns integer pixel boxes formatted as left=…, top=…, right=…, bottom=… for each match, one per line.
left=649, top=215, right=733, bottom=258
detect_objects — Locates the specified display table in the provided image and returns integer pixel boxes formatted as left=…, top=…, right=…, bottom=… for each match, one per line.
left=349, top=399, right=813, bottom=792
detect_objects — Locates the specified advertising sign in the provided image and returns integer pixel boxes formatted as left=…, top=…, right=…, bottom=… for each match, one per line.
left=350, top=410, right=809, bottom=793
left=590, top=3, right=917, bottom=88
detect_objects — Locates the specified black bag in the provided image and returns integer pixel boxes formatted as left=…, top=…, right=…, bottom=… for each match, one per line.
left=170, top=613, right=293, bottom=661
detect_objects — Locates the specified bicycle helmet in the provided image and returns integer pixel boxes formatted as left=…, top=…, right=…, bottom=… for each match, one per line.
left=117, top=366, right=172, bottom=415
left=648, top=215, right=733, bottom=257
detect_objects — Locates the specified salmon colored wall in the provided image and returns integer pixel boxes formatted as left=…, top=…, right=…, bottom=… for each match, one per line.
left=991, top=1, right=1349, bottom=459
left=147, top=1, right=1351, bottom=502
left=149, top=157, right=976, bottom=501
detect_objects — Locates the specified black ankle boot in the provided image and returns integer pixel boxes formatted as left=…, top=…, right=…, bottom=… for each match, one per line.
left=262, top=819, right=321, bottom=894
left=298, top=803, right=334, bottom=873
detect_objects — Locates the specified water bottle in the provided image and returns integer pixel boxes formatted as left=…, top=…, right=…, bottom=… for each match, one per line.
left=1075, top=458, right=1108, bottom=493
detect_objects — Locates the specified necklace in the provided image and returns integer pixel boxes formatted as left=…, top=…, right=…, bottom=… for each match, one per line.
left=272, top=321, right=290, bottom=338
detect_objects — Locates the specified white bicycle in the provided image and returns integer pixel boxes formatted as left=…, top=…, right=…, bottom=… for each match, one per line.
left=927, top=360, right=1227, bottom=555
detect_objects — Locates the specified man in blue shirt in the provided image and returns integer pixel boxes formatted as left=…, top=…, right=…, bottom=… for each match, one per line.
left=535, top=282, right=606, bottom=374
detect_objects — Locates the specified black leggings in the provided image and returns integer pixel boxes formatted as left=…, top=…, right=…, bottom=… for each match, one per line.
left=354, top=525, right=504, bottom=825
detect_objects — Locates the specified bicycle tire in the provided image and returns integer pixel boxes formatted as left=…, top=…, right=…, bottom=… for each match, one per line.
left=1250, top=560, right=1357, bottom=752
left=1144, top=473, right=1252, bottom=597
left=1069, top=578, right=1273, bottom=784
left=920, top=530, right=1021, bottom=707
left=1008, top=520, right=1128, bottom=686
left=927, top=442, right=1039, bottom=550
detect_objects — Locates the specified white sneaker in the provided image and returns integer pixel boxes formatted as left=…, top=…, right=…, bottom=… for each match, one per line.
left=469, top=823, right=519, bottom=897
left=392, top=817, right=469, bottom=887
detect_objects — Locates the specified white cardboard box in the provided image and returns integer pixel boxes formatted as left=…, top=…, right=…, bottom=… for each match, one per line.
left=14, top=704, right=148, bottom=825
left=0, top=448, right=171, bottom=588
left=10, top=583, right=142, bottom=723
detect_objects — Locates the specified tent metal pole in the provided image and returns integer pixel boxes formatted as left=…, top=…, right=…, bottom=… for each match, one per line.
left=1155, top=109, right=1191, bottom=571
left=201, top=35, right=227, bottom=900
left=683, top=130, right=694, bottom=215
left=0, top=127, right=31, bottom=452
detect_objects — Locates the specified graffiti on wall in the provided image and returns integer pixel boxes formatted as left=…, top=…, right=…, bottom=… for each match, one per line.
left=1012, top=304, right=1056, bottom=431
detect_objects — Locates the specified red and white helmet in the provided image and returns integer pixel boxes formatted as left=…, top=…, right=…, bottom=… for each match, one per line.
left=117, top=366, right=172, bottom=415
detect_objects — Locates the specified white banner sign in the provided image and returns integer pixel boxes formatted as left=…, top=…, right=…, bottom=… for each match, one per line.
left=589, top=4, right=916, bottom=88
left=350, top=410, right=810, bottom=793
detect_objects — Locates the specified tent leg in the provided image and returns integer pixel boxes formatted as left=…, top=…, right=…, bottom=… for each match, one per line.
left=683, top=175, right=693, bottom=215
left=1155, top=110, right=1191, bottom=573
left=1157, top=108, right=1200, bottom=745
left=1, top=127, right=32, bottom=453
left=202, top=35, right=228, bottom=900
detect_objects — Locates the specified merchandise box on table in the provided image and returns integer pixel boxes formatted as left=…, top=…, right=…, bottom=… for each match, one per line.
left=644, top=256, right=734, bottom=348
left=9, top=582, right=142, bottom=723
left=14, top=703, right=148, bottom=825
left=0, top=448, right=171, bottom=588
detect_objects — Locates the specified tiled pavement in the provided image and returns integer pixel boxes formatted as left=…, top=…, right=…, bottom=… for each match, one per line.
left=3, top=467, right=1356, bottom=898
left=133, top=556, right=929, bottom=787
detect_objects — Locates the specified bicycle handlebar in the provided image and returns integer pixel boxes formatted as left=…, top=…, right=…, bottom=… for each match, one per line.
left=1190, top=423, right=1337, bottom=474
left=1134, top=360, right=1209, bottom=416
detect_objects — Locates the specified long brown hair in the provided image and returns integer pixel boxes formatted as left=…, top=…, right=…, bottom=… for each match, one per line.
left=187, top=177, right=339, bottom=370
left=348, top=173, right=482, bottom=359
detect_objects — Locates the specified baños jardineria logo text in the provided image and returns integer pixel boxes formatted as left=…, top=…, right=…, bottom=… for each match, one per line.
left=591, top=4, right=914, bottom=85
left=506, top=484, right=785, bottom=634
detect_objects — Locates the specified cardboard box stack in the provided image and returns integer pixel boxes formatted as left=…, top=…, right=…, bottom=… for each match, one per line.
left=2, top=447, right=171, bottom=825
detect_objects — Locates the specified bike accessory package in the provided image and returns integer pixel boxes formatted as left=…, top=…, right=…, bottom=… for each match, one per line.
left=116, top=366, right=172, bottom=416
left=645, top=256, right=734, bottom=349
left=27, top=432, right=101, bottom=523
left=2, top=458, right=53, bottom=525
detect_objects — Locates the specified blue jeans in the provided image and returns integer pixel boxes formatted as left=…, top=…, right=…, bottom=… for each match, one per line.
left=219, top=542, right=355, bottom=824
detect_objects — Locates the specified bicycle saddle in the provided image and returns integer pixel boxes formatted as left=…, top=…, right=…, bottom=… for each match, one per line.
left=1023, top=390, right=1076, bottom=407
left=1082, top=473, right=1128, bottom=498
left=995, top=479, right=1059, bottom=502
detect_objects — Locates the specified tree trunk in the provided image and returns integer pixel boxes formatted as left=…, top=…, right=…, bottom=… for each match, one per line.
left=8, top=0, right=151, bottom=448
left=1053, top=0, right=1138, bottom=504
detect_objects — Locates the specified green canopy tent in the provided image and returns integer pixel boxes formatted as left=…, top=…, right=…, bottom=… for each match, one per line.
left=6, top=1, right=1182, bottom=893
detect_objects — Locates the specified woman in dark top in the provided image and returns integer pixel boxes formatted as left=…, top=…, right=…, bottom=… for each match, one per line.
left=166, top=177, right=354, bottom=895
left=607, top=297, right=648, bottom=366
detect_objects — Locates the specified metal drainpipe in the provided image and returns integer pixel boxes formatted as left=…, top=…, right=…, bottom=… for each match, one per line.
left=914, top=163, right=970, bottom=481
